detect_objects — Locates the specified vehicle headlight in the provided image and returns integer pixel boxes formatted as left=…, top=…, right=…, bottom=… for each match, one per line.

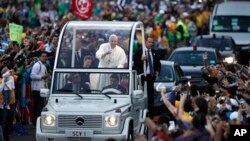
left=42, top=114, right=56, bottom=126
left=224, top=56, right=235, bottom=64
left=105, top=115, right=119, bottom=127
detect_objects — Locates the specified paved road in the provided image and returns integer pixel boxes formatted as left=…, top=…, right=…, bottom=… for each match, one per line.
left=10, top=124, right=153, bottom=141
left=11, top=125, right=36, bottom=141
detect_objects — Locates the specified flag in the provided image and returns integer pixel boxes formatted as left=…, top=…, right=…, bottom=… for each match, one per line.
left=72, top=0, right=94, bottom=20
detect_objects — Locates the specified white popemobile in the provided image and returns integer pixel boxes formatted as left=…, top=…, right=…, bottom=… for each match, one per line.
left=36, top=21, right=148, bottom=141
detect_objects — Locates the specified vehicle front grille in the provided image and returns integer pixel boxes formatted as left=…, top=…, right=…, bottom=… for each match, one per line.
left=58, top=115, right=102, bottom=133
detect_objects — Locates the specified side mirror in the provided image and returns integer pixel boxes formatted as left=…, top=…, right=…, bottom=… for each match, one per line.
left=132, top=90, right=144, bottom=99
left=40, top=89, right=50, bottom=98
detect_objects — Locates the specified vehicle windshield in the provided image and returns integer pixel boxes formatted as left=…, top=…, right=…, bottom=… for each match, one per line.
left=169, top=51, right=217, bottom=66
left=57, top=24, right=131, bottom=69
left=195, top=38, right=232, bottom=51
left=52, top=72, right=129, bottom=95
left=156, top=65, right=175, bottom=82
left=212, top=16, right=250, bottom=32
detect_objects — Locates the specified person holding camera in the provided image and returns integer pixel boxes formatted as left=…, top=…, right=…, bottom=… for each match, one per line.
left=157, top=80, right=193, bottom=123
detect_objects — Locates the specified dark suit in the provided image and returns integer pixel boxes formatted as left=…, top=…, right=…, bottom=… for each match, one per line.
left=65, top=49, right=93, bottom=68
left=58, top=58, right=70, bottom=68
left=133, top=48, right=161, bottom=76
left=81, top=72, right=90, bottom=84
left=133, top=47, right=161, bottom=118
left=75, top=48, right=93, bottom=68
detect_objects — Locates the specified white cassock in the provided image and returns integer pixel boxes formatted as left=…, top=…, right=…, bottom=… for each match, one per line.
left=91, top=43, right=127, bottom=90
left=96, top=43, right=127, bottom=68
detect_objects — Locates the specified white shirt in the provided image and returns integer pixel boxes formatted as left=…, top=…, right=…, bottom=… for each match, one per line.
left=96, top=43, right=127, bottom=68
left=3, top=76, right=15, bottom=91
left=30, top=61, right=48, bottom=91
left=145, top=49, right=154, bottom=74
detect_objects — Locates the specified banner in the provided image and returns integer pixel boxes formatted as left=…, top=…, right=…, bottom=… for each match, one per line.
left=9, top=23, right=23, bottom=46
left=72, top=0, right=94, bottom=20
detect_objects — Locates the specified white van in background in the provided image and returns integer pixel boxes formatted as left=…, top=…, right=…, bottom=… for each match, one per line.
left=210, top=1, right=250, bottom=65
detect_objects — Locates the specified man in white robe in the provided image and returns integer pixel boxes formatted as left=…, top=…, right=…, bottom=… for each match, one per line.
left=93, top=34, right=128, bottom=90
left=96, top=34, right=127, bottom=68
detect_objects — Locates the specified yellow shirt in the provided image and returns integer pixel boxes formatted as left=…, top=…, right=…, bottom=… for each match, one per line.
left=175, top=101, right=193, bottom=122
left=150, top=26, right=162, bottom=41
left=196, top=13, right=203, bottom=28
left=202, top=11, right=210, bottom=25
left=166, top=20, right=177, bottom=33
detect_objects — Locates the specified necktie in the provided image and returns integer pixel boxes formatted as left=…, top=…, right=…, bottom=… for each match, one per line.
left=147, top=50, right=154, bottom=75
left=76, top=51, right=80, bottom=61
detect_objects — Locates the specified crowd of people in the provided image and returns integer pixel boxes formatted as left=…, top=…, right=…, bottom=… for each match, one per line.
left=134, top=58, right=250, bottom=141
left=0, top=0, right=249, bottom=141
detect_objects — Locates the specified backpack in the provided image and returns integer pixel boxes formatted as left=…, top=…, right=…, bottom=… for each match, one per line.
left=28, top=61, right=42, bottom=81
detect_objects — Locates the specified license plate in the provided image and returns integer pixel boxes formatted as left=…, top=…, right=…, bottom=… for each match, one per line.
left=65, top=130, right=93, bottom=137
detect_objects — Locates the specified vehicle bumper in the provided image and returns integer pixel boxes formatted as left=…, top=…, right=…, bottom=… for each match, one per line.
left=36, top=117, right=127, bottom=141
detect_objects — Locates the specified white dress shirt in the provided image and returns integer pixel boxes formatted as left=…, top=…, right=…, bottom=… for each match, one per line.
left=146, top=49, right=154, bottom=74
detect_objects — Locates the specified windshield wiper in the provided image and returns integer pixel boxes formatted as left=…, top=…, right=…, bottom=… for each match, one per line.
left=74, top=92, right=83, bottom=99
left=85, top=89, right=111, bottom=99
